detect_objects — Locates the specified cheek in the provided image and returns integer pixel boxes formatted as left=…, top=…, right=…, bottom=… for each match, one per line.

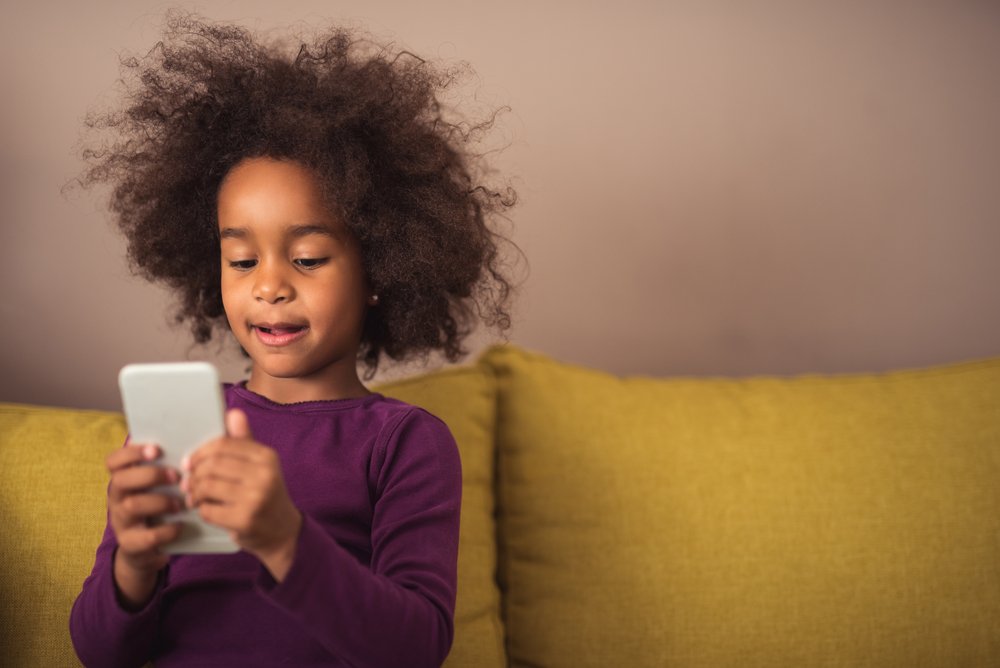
left=219, top=276, right=241, bottom=324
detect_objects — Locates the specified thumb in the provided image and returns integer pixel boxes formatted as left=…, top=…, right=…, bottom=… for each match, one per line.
left=226, top=408, right=253, bottom=439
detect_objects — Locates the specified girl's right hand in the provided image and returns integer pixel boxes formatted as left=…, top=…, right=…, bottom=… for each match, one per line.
left=106, top=443, right=183, bottom=607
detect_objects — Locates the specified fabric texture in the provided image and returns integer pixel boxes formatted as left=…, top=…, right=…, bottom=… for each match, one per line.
left=0, top=403, right=127, bottom=666
left=485, top=345, right=1000, bottom=668
left=69, top=384, right=463, bottom=667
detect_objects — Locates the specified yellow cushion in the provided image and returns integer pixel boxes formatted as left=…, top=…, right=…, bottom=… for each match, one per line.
left=484, top=345, right=1000, bottom=668
left=0, top=403, right=126, bottom=666
left=377, top=363, right=507, bottom=668
left=0, top=361, right=505, bottom=668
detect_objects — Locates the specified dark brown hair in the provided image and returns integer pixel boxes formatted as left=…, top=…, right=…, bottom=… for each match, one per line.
left=72, top=10, right=517, bottom=376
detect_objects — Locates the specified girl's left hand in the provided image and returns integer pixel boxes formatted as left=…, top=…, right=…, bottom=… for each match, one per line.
left=182, top=409, right=302, bottom=579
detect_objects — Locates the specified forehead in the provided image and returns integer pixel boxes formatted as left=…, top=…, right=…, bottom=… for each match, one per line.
left=217, top=156, right=340, bottom=233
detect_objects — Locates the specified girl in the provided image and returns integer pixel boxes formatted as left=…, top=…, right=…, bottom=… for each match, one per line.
left=69, top=10, right=515, bottom=668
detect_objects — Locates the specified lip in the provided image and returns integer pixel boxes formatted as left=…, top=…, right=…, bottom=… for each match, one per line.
left=251, top=322, right=309, bottom=347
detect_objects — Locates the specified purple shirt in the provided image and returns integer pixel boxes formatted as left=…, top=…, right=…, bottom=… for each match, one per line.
left=70, top=383, right=462, bottom=668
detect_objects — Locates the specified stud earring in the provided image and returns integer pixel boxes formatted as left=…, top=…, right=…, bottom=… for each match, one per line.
left=369, top=294, right=379, bottom=305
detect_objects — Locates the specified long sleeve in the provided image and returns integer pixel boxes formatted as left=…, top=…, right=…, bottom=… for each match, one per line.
left=254, top=409, right=462, bottom=668
left=69, top=511, right=166, bottom=667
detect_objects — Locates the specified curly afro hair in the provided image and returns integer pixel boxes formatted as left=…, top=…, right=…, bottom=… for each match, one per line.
left=73, top=10, right=517, bottom=377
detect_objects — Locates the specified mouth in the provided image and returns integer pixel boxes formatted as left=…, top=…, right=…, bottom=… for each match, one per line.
left=251, top=322, right=309, bottom=347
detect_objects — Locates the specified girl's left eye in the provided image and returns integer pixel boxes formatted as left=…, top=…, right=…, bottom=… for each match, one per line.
left=294, top=258, right=328, bottom=269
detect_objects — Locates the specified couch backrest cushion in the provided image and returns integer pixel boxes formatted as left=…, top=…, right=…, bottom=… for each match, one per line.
left=0, top=361, right=505, bottom=668
left=484, top=345, right=1000, bottom=668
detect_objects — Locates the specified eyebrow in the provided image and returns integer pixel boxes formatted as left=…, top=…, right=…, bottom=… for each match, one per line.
left=219, top=223, right=340, bottom=240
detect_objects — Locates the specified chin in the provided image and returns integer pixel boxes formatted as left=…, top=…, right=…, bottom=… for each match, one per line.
left=254, top=356, right=345, bottom=381
left=255, top=363, right=311, bottom=380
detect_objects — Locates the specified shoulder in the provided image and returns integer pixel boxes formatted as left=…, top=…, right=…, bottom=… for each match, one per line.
left=367, top=396, right=460, bottom=474
left=370, top=395, right=449, bottom=432
left=370, top=396, right=455, bottom=452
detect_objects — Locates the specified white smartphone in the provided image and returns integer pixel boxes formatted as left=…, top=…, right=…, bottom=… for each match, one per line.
left=118, top=362, right=239, bottom=554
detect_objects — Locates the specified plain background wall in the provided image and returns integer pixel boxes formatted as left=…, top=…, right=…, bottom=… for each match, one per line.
left=1, top=1, right=998, bottom=411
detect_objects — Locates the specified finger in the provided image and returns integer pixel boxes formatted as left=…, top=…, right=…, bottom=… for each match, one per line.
left=186, top=437, right=260, bottom=472
left=183, top=409, right=254, bottom=470
left=187, top=476, right=246, bottom=508
left=115, top=492, right=183, bottom=524
left=110, top=465, right=180, bottom=501
left=106, top=443, right=161, bottom=472
left=118, top=522, right=184, bottom=554
left=226, top=408, right=253, bottom=439
left=111, top=466, right=180, bottom=494
left=196, top=502, right=246, bottom=533
left=184, top=454, right=257, bottom=491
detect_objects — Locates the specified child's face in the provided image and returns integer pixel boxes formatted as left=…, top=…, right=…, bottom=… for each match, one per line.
left=217, top=156, right=370, bottom=396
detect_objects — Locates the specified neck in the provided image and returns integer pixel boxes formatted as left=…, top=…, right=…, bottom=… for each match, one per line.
left=245, top=367, right=371, bottom=405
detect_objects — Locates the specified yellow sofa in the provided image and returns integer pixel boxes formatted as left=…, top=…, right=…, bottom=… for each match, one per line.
left=2, top=345, right=999, bottom=667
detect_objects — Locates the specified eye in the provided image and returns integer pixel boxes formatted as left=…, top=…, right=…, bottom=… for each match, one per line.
left=294, top=258, right=329, bottom=269
left=228, top=259, right=257, bottom=271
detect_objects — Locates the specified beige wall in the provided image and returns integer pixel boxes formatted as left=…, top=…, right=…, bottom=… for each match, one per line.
left=2, top=1, right=998, bottom=411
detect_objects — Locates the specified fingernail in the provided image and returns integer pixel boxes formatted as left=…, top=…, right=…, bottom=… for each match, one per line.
left=143, top=445, right=158, bottom=460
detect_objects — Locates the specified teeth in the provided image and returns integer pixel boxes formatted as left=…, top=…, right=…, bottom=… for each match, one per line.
left=256, top=326, right=304, bottom=334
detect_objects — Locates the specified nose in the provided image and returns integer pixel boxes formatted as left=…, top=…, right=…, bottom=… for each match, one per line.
left=252, top=260, right=294, bottom=304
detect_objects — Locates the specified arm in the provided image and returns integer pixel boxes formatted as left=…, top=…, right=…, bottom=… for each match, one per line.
left=70, top=514, right=167, bottom=667
left=186, top=408, right=462, bottom=668
left=69, top=442, right=180, bottom=668
left=258, top=410, right=462, bottom=668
